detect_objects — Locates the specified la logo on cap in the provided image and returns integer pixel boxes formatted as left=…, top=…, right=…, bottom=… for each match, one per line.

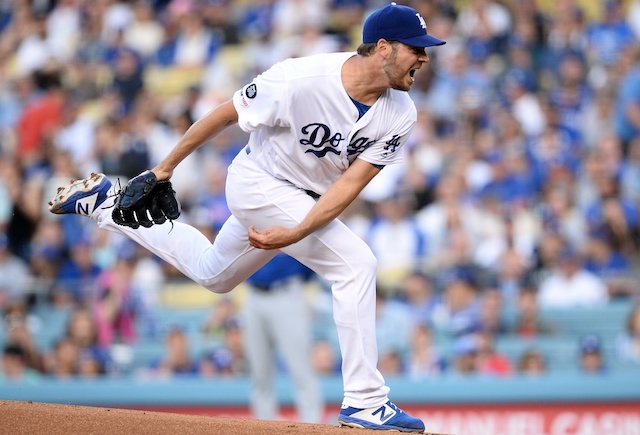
left=416, top=12, right=427, bottom=31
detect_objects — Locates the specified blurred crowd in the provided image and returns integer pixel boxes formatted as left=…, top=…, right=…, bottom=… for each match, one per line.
left=2, top=0, right=640, bottom=383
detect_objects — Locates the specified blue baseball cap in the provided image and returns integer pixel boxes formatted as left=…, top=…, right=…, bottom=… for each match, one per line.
left=580, top=335, right=602, bottom=354
left=363, top=2, right=446, bottom=48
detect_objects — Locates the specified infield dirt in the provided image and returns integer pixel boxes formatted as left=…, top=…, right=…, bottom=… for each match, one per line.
left=0, top=400, right=452, bottom=435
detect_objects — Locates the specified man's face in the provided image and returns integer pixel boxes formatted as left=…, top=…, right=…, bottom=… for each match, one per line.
left=384, top=42, right=429, bottom=92
left=581, top=351, right=603, bottom=373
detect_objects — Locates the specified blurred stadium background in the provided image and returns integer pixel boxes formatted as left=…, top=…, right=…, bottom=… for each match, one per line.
left=1, top=0, right=640, bottom=434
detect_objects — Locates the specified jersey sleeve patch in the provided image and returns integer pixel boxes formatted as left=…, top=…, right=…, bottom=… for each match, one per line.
left=381, top=134, right=402, bottom=158
left=239, top=83, right=258, bottom=107
left=245, top=84, right=257, bottom=98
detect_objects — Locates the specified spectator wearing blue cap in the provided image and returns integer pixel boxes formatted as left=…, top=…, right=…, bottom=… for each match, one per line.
left=451, top=334, right=479, bottom=376
left=578, top=334, right=606, bottom=375
left=200, top=317, right=246, bottom=378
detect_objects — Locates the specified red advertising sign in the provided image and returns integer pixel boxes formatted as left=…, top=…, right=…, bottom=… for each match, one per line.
left=410, top=403, right=640, bottom=435
left=138, top=403, right=640, bottom=435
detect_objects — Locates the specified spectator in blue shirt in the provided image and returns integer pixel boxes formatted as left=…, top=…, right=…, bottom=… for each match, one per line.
left=431, top=273, right=481, bottom=338
left=56, top=238, right=102, bottom=305
left=584, top=0, right=635, bottom=67
left=547, top=51, right=592, bottom=137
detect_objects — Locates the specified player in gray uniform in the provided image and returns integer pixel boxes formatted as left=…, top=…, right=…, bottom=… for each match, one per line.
left=243, top=253, right=324, bottom=423
left=49, top=3, right=445, bottom=432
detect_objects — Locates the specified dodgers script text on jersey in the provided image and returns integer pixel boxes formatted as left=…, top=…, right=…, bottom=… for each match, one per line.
left=233, top=52, right=416, bottom=196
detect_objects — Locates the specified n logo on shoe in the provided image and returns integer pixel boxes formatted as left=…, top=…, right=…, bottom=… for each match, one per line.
left=372, top=404, right=396, bottom=423
left=76, top=192, right=99, bottom=216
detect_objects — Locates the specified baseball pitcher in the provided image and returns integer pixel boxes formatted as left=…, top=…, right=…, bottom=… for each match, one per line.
left=49, top=3, right=445, bottom=432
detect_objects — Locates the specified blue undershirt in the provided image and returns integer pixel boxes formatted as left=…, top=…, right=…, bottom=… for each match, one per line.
left=349, top=97, right=385, bottom=170
left=350, top=96, right=371, bottom=120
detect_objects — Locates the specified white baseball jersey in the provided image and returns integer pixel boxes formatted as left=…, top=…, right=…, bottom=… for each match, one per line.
left=232, top=52, right=417, bottom=195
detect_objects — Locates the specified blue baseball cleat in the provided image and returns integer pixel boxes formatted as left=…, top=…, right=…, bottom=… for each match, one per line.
left=49, top=172, right=112, bottom=216
left=338, top=400, right=426, bottom=433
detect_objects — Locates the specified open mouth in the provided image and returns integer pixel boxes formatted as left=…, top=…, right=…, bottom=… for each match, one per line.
left=409, top=69, right=416, bottom=78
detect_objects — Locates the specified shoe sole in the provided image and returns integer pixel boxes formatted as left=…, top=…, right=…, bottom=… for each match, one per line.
left=339, top=420, right=452, bottom=434
left=49, top=173, right=107, bottom=214
left=338, top=420, right=417, bottom=433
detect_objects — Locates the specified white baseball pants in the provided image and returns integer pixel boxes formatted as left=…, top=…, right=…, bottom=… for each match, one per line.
left=92, top=149, right=389, bottom=408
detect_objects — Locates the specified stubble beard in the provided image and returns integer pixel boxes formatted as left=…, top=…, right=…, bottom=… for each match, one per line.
left=383, top=50, right=411, bottom=92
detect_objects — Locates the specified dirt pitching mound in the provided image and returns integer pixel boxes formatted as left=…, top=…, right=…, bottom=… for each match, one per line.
left=0, top=400, right=379, bottom=435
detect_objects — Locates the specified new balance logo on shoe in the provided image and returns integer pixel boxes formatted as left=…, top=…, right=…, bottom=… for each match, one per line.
left=49, top=173, right=112, bottom=216
left=75, top=192, right=99, bottom=216
left=372, top=403, right=396, bottom=423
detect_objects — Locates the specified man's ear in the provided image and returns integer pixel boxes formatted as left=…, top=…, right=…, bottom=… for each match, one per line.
left=377, top=39, right=392, bottom=59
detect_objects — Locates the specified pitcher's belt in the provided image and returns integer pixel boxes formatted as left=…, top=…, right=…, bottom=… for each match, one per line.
left=245, top=146, right=321, bottom=199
